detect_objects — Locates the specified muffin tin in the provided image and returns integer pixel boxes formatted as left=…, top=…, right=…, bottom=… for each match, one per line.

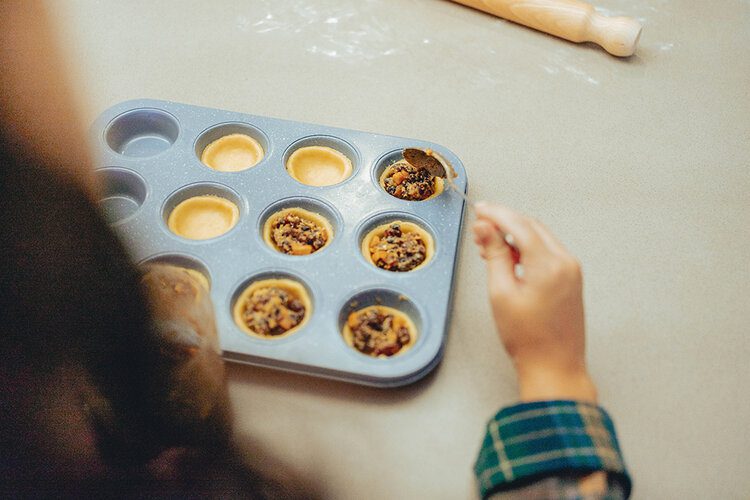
left=92, top=99, right=467, bottom=387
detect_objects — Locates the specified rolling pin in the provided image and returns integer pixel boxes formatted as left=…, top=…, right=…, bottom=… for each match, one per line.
left=449, top=0, right=642, bottom=57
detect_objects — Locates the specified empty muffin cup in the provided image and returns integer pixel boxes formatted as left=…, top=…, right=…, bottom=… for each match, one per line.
left=362, top=220, right=434, bottom=272
left=167, top=195, right=239, bottom=240
left=105, top=109, right=179, bottom=158
left=233, top=278, right=312, bottom=339
left=262, top=207, right=334, bottom=256
left=96, top=167, right=147, bottom=224
left=286, top=146, right=353, bottom=187
left=200, top=133, right=264, bottom=172
left=343, top=305, right=418, bottom=358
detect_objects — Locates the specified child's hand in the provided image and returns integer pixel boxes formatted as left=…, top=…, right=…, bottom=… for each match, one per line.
left=472, top=203, right=597, bottom=403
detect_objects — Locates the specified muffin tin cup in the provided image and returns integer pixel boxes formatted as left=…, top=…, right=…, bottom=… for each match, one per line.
left=283, top=135, right=360, bottom=188
left=105, top=108, right=180, bottom=158
left=356, top=211, right=438, bottom=275
left=92, top=99, right=467, bottom=387
left=162, top=182, right=246, bottom=243
left=230, top=270, right=316, bottom=343
left=258, top=196, right=342, bottom=259
left=96, top=167, right=148, bottom=225
left=195, top=122, right=270, bottom=172
left=139, top=252, right=213, bottom=289
left=338, top=288, right=426, bottom=361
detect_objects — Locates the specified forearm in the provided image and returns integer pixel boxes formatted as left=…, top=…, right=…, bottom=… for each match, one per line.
left=516, top=364, right=598, bottom=404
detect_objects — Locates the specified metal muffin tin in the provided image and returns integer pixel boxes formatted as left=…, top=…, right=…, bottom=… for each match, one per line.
left=92, top=99, right=467, bottom=387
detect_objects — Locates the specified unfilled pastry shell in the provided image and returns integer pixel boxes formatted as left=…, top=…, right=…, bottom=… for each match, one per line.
left=200, top=133, right=264, bottom=172
left=167, top=195, right=240, bottom=240
left=286, top=146, right=353, bottom=186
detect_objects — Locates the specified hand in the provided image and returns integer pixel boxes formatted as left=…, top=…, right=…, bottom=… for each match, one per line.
left=472, top=203, right=597, bottom=403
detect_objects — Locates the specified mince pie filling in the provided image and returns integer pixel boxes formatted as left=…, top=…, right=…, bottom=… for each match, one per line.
left=239, top=286, right=306, bottom=337
left=368, top=222, right=426, bottom=272
left=271, top=213, right=328, bottom=256
left=345, top=306, right=414, bottom=357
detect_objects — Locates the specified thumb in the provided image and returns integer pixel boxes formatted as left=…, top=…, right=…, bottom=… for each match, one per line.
left=472, top=219, right=517, bottom=295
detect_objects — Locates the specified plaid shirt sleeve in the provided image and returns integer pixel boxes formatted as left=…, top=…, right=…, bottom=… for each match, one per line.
left=474, top=400, right=631, bottom=499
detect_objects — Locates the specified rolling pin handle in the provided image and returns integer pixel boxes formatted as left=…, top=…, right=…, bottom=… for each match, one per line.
left=586, top=12, right=643, bottom=57
left=447, top=0, right=642, bottom=58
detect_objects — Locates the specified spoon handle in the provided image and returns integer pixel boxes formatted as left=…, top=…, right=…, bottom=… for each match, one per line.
left=452, top=182, right=516, bottom=250
left=447, top=176, right=474, bottom=208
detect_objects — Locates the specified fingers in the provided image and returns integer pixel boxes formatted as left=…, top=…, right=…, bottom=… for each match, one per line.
left=472, top=220, right=507, bottom=260
left=474, top=202, right=546, bottom=258
left=527, top=218, right=568, bottom=257
left=472, top=219, right=517, bottom=294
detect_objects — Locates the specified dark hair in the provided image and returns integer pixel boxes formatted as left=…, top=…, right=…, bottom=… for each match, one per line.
left=0, top=128, right=310, bottom=498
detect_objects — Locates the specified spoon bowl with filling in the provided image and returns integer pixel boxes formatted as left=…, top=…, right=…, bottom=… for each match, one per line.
left=379, top=159, right=444, bottom=201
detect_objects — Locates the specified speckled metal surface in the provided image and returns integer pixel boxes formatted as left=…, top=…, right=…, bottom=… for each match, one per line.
left=92, top=99, right=467, bottom=386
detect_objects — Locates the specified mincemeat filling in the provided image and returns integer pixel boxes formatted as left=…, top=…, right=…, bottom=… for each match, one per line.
left=347, top=308, right=411, bottom=357
left=382, top=161, right=436, bottom=201
left=241, top=287, right=305, bottom=336
left=271, top=213, right=328, bottom=255
left=368, top=223, right=426, bottom=272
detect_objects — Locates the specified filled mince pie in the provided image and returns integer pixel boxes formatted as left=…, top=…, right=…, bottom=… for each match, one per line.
left=263, top=207, right=333, bottom=256
left=342, top=305, right=417, bottom=358
left=362, top=220, right=434, bottom=272
left=233, top=278, right=311, bottom=339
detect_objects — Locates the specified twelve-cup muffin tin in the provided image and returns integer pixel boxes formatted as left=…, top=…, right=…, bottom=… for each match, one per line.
left=92, top=99, right=467, bottom=387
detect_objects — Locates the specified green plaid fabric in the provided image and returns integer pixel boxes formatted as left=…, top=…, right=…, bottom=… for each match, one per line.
left=474, top=400, right=631, bottom=499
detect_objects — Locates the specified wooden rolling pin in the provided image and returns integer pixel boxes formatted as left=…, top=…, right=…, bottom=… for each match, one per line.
left=449, top=0, right=642, bottom=57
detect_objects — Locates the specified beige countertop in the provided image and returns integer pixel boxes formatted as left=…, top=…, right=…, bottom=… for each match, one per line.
left=50, top=0, right=749, bottom=498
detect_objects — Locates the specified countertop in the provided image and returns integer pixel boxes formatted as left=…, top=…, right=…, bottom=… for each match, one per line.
left=50, top=1, right=750, bottom=498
